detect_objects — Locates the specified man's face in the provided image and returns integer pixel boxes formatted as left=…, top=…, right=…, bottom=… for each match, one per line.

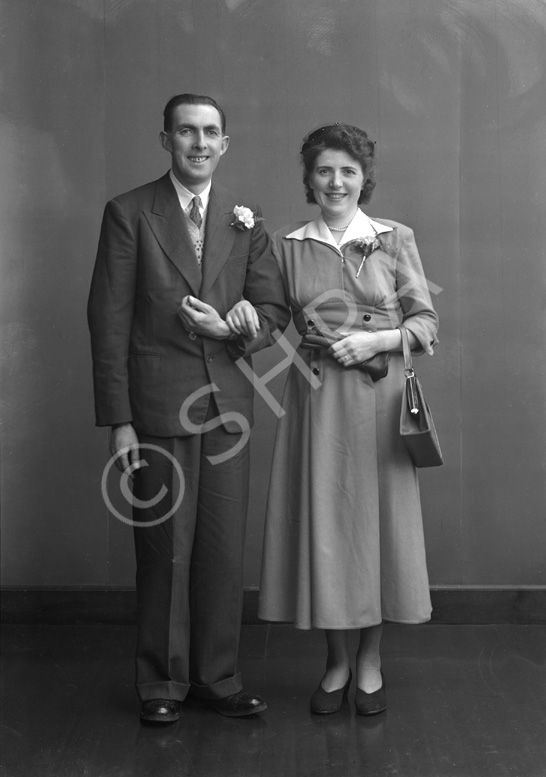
left=160, top=103, right=229, bottom=193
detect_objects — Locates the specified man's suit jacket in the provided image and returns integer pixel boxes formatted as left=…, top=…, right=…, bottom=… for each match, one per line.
left=87, top=173, right=289, bottom=437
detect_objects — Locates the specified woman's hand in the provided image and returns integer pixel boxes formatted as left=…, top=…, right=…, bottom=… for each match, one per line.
left=179, top=296, right=231, bottom=339
left=329, top=331, right=382, bottom=367
left=226, top=300, right=261, bottom=340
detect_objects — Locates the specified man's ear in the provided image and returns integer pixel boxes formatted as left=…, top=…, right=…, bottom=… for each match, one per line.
left=220, top=135, right=230, bottom=156
left=159, top=131, right=172, bottom=153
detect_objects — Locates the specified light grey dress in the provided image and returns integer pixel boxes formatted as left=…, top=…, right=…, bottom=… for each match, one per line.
left=258, top=211, right=439, bottom=630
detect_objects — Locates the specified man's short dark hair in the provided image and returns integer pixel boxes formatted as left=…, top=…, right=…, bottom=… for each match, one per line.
left=163, top=94, right=227, bottom=134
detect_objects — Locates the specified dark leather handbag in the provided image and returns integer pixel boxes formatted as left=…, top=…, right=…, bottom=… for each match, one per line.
left=300, top=325, right=389, bottom=382
left=399, top=326, right=443, bottom=467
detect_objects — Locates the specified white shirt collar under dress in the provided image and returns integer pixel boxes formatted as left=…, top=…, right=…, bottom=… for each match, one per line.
left=285, top=210, right=393, bottom=253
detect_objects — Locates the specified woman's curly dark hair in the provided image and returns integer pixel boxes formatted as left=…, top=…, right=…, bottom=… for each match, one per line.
left=301, top=124, right=376, bottom=205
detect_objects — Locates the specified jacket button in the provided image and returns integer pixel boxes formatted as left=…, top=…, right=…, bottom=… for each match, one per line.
left=363, top=314, right=371, bottom=322
left=206, top=356, right=213, bottom=363
left=189, top=332, right=197, bottom=340
left=312, top=367, right=320, bottom=376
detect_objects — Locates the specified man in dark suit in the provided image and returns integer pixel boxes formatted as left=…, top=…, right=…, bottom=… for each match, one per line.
left=88, top=94, right=289, bottom=723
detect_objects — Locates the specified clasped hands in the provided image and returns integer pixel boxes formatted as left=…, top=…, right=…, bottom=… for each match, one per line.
left=178, top=296, right=260, bottom=340
left=329, top=331, right=384, bottom=367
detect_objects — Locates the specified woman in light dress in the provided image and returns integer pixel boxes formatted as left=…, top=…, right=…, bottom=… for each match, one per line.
left=257, top=124, right=439, bottom=715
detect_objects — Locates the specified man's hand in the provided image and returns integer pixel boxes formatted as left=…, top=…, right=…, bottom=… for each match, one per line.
left=179, top=296, right=231, bottom=339
left=226, top=300, right=261, bottom=340
left=110, top=423, right=141, bottom=475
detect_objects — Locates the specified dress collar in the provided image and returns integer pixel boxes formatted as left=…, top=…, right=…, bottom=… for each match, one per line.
left=285, top=210, right=392, bottom=252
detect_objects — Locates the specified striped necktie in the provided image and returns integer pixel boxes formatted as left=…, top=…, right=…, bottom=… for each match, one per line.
left=189, top=196, right=203, bottom=229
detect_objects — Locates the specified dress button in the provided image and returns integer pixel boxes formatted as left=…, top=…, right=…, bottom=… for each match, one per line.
left=312, top=367, right=320, bottom=376
left=363, top=314, right=371, bottom=322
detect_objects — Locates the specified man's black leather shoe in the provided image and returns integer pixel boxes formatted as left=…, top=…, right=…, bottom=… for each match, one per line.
left=140, top=699, right=180, bottom=723
left=205, top=691, right=267, bottom=717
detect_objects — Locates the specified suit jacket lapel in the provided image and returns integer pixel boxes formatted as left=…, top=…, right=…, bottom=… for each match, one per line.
left=144, top=173, right=202, bottom=296
left=200, top=186, right=237, bottom=295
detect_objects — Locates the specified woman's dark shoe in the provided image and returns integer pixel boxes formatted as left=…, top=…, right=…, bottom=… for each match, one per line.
left=140, top=699, right=180, bottom=723
left=355, top=670, right=386, bottom=716
left=310, top=669, right=352, bottom=714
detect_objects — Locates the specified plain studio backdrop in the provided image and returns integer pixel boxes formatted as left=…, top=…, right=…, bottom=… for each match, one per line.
left=0, top=0, right=545, bottom=606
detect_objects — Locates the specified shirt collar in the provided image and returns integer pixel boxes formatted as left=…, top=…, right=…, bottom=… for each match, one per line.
left=169, top=170, right=211, bottom=212
left=285, top=210, right=392, bottom=251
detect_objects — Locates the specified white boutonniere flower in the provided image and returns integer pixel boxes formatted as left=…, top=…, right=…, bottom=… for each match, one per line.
left=230, top=205, right=263, bottom=231
left=347, top=236, right=382, bottom=277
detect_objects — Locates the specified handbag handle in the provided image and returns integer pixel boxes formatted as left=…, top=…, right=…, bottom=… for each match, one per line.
left=399, top=326, right=414, bottom=375
left=399, top=326, right=420, bottom=415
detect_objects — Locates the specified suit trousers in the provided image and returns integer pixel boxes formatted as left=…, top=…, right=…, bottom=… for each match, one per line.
left=132, top=416, right=249, bottom=702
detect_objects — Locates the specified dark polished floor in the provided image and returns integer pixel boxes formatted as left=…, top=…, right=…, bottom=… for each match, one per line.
left=1, top=624, right=545, bottom=777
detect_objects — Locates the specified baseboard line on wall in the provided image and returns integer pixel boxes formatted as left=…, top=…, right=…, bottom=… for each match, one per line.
left=1, top=586, right=544, bottom=625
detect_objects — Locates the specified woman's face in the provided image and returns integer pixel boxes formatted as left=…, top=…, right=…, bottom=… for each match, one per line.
left=309, top=148, right=365, bottom=224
